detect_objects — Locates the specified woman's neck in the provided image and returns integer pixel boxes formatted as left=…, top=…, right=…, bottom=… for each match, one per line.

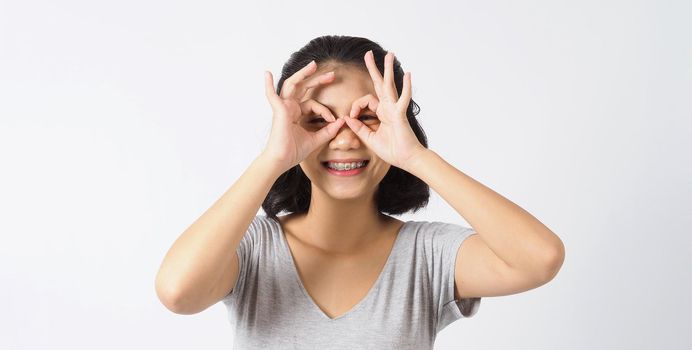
left=279, top=193, right=393, bottom=254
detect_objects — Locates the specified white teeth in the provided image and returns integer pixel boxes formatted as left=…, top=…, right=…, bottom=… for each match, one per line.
left=326, top=161, right=366, bottom=170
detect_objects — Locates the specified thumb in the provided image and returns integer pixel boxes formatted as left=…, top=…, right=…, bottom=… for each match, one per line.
left=342, top=115, right=373, bottom=145
left=313, top=118, right=346, bottom=144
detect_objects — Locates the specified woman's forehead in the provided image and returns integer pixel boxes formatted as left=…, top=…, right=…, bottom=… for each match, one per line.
left=303, top=64, right=375, bottom=104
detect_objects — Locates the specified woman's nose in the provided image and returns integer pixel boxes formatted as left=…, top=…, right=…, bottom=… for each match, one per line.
left=329, top=117, right=361, bottom=149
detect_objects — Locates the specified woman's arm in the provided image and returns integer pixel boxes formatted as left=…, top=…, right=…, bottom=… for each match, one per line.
left=155, top=153, right=283, bottom=314
left=155, top=61, right=344, bottom=315
left=405, top=149, right=565, bottom=282
left=342, top=50, right=563, bottom=297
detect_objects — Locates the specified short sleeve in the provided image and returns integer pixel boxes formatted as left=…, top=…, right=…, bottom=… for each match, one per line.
left=221, top=215, right=260, bottom=305
left=425, top=222, right=482, bottom=334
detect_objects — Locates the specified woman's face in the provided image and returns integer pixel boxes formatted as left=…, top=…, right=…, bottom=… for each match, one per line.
left=298, top=63, right=391, bottom=200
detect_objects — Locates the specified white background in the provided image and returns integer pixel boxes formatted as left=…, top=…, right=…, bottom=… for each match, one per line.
left=1, top=0, right=690, bottom=349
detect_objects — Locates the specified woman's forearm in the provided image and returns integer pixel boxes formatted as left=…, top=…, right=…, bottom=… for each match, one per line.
left=404, top=149, right=565, bottom=277
left=155, top=154, right=284, bottom=312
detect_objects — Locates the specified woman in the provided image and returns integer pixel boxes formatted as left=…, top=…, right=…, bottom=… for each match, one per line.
left=155, top=35, right=565, bottom=349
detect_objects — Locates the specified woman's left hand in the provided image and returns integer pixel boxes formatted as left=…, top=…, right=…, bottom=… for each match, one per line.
left=342, top=50, right=427, bottom=170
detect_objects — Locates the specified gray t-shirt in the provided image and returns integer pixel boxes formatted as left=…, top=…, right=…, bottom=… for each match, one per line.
left=222, top=215, right=481, bottom=349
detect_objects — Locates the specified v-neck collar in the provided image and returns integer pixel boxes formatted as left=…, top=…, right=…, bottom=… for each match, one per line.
left=274, top=218, right=408, bottom=321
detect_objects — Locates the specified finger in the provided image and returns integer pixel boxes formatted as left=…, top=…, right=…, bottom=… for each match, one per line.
left=312, top=118, right=346, bottom=145
left=343, top=115, right=374, bottom=145
left=264, top=71, right=281, bottom=106
left=349, top=94, right=379, bottom=119
left=294, top=71, right=335, bottom=100
left=280, top=60, right=318, bottom=99
left=383, top=52, right=393, bottom=87
left=383, top=52, right=399, bottom=101
left=363, top=50, right=383, bottom=96
left=301, top=99, right=336, bottom=122
left=397, top=71, right=412, bottom=110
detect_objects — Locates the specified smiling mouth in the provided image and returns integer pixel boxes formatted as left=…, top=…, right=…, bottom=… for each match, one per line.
left=321, top=160, right=370, bottom=170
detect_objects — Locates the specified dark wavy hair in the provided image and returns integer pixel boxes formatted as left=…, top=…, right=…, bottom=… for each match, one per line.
left=261, top=35, right=430, bottom=221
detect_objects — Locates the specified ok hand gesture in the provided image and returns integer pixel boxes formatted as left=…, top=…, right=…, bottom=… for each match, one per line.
left=342, top=51, right=427, bottom=170
left=261, top=61, right=347, bottom=172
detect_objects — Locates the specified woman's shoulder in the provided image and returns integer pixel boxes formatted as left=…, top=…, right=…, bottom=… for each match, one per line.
left=402, top=218, right=473, bottom=232
left=399, top=219, right=475, bottom=249
left=236, top=214, right=283, bottom=247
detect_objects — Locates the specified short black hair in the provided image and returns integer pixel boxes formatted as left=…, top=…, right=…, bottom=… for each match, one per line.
left=261, top=35, right=430, bottom=221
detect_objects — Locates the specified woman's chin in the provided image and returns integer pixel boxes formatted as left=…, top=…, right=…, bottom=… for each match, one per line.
left=321, top=184, right=373, bottom=201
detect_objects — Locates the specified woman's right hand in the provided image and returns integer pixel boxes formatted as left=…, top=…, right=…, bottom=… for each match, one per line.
left=260, top=60, right=346, bottom=172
